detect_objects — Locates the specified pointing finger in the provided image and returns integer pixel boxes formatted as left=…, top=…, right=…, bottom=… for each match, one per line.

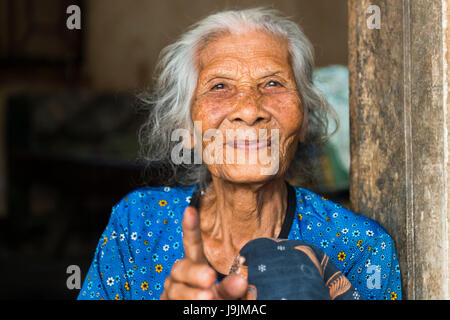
left=182, top=206, right=207, bottom=263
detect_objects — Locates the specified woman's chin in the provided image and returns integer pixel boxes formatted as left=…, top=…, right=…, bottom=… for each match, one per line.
left=211, top=164, right=282, bottom=184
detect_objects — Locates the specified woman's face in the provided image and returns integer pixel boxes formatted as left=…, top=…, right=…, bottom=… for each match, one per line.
left=191, top=30, right=307, bottom=184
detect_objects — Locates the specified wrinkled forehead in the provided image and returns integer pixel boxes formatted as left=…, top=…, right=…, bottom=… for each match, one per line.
left=195, top=29, right=292, bottom=75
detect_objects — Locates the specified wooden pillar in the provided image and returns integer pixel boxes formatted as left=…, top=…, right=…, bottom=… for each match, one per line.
left=348, top=0, right=449, bottom=299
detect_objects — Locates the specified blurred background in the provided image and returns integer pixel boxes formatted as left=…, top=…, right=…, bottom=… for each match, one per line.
left=0, top=0, right=349, bottom=299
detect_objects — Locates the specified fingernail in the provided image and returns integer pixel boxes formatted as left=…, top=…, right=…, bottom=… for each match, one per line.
left=198, top=291, right=212, bottom=300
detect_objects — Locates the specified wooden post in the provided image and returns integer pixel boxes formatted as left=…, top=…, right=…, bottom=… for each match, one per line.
left=348, top=0, right=449, bottom=299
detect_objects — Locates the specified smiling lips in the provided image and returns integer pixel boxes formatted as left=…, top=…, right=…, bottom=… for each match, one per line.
left=226, top=138, right=271, bottom=150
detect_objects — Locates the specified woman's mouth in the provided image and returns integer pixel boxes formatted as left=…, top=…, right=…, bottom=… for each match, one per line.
left=226, top=139, right=271, bottom=150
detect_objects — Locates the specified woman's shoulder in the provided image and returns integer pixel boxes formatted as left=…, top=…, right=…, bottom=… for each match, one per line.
left=113, top=184, right=198, bottom=206
left=292, top=186, right=391, bottom=240
left=292, top=186, right=402, bottom=297
left=109, top=184, right=199, bottom=225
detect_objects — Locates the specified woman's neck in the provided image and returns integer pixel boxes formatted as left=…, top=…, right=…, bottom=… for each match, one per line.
left=198, top=177, right=288, bottom=254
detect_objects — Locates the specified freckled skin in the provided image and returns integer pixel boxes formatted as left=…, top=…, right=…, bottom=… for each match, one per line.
left=192, top=30, right=306, bottom=183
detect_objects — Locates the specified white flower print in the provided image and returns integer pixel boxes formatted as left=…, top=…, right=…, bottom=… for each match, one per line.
left=131, top=232, right=138, bottom=240
left=186, top=196, right=192, bottom=203
left=163, top=244, right=169, bottom=251
left=366, top=230, right=374, bottom=237
left=119, top=234, right=125, bottom=242
left=277, top=245, right=285, bottom=251
left=258, top=264, right=266, bottom=272
left=106, top=277, right=114, bottom=286
left=164, top=187, right=171, bottom=192
left=342, top=228, right=349, bottom=234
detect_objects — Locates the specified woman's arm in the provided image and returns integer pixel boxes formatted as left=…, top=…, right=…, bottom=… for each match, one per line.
left=77, top=204, right=133, bottom=300
left=346, top=231, right=402, bottom=300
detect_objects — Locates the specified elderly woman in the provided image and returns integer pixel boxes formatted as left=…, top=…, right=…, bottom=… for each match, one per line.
left=78, top=8, right=401, bottom=300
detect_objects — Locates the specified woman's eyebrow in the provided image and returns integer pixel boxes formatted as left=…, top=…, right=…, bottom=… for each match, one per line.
left=203, top=75, right=236, bottom=85
left=258, top=71, right=285, bottom=79
left=202, top=70, right=286, bottom=84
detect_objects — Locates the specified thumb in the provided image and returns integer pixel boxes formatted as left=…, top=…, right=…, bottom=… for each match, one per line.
left=213, top=274, right=248, bottom=300
left=182, top=206, right=207, bottom=263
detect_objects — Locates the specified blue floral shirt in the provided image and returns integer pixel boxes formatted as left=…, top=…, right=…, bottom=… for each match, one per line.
left=77, top=185, right=402, bottom=300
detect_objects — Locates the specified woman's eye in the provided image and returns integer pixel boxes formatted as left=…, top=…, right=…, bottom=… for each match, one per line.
left=212, top=83, right=226, bottom=90
left=266, top=80, right=281, bottom=87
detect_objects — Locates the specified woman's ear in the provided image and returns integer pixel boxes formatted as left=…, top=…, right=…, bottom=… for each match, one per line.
left=299, top=107, right=309, bottom=143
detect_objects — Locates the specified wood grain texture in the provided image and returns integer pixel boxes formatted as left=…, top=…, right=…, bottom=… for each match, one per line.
left=445, top=0, right=450, bottom=300
left=349, top=0, right=449, bottom=299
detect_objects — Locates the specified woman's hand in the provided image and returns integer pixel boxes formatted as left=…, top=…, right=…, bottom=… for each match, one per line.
left=161, top=206, right=248, bottom=300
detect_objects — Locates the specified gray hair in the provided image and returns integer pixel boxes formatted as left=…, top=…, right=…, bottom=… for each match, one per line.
left=138, top=7, right=338, bottom=189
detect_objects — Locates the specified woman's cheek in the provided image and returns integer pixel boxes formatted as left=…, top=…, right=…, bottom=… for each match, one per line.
left=193, top=97, right=233, bottom=129
left=264, top=94, right=303, bottom=129
left=264, top=94, right=303, bottom=162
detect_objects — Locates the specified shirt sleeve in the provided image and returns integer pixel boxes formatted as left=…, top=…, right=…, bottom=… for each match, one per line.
left=346, top=231, right=402, bottom=300
left=77, top=204, right=133, bottom=300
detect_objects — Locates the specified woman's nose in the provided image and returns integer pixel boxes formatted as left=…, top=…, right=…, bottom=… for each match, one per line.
left=227, top=89, right=271, bottom=126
